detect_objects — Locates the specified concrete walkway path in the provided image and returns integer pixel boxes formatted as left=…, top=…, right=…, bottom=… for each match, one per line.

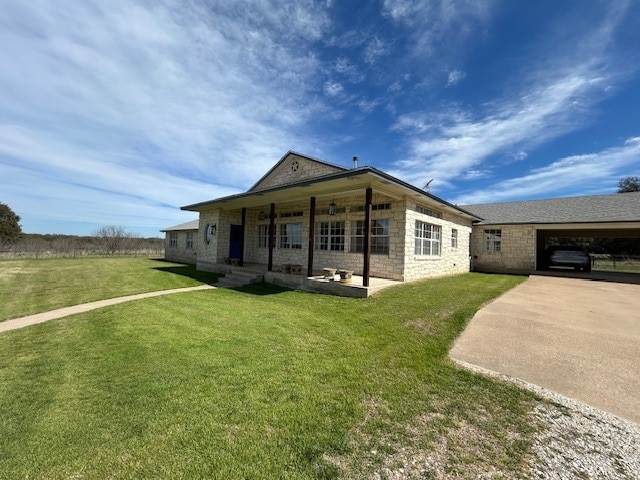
left=0, top=284, right=216, bottom=333
left=450, top=275, right=640, bottom=423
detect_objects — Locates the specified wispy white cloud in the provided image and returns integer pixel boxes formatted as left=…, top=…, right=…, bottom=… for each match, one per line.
left=390, top=3, right=633, bottom=189
left=382, top=0, right=495, bottom=57
left=446, top=69, right=465, bottom=86
left=0, top=0, right=333, bottom=234
left=456, top=137, right=640, bottom=205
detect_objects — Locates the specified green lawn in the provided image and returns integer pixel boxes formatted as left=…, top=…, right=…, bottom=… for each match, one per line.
left=0, top=258, right=219, bottom=321
left=0, top=266, right=539, bottom=478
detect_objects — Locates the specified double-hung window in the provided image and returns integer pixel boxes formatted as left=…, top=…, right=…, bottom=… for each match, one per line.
left=186, top=231, right=194, bottom=249
left=371, top=219, right=390, bottom=255
left=169, top=232, right=178, bottom=248
left=350, top=219, right=390, bottom=254
left=415, top=221, right=441, bottom=256
left=484, top=229, right=502, bottom=252
left=315, top=221, right=345, bottom=251
left=280, top=223, right=302, bottom=249
left=257, top=225, right=268, bottom=248
left=451, top=228, right=458, bottom=249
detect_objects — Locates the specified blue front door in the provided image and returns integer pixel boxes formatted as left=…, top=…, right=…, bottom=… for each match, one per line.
left=229, top=224, right=242, bottom=259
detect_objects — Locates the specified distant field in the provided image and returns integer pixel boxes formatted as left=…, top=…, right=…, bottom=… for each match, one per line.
left=0, top=271, right=537, bottom=479
left=0, top=258, right=219, bottom=321
left=592, top=257, right=640, bottom=273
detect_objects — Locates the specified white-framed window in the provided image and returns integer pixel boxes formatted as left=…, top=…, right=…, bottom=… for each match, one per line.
left=350, top=220, right=365, bottom=253
left=451, top=228, right=458, bottom=249
left=257, top=225, right=268, bottom=248
left=169, top=232, right=178, bottom=248
left=371, top=219, right=390, bottom=255
left=350, top=219, right=391, bottom=254
left=415, top=221, right=441, bottom=256
left=280, top=223, right=302, bottom=249
left=315, top=221, right=345, bottom=251
left=186, top=231, right=194, bottom=249
left=484, top=229, right=502, bottom=252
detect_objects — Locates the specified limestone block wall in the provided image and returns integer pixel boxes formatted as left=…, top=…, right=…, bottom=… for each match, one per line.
left=240, top=193, right=405, bottom=280
left=471, top=224, right=536, bottom=274
left=402, top=200, right=473, bottom=282
left=196, top=211, right=220, bottom=271
left=164, top=230, right=197, bottom=265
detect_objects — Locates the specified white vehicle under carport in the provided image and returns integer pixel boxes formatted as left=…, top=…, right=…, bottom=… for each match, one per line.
left=543, top=246, right=592, bottom=272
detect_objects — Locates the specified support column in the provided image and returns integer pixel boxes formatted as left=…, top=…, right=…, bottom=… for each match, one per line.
left=363, top=187, right=372, bottom=287
left=307, top=196, right=316, bottom=277
left=239, top=207, right=246, bottom=267
left=268, top=203, right=275, bottom=272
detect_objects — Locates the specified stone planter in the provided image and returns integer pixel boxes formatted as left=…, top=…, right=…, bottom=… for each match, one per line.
left=323, top=268, right=337, bottom=280
left=290, top=264, right=302, bottom=275
left=337, top=269, right=353, bottom=284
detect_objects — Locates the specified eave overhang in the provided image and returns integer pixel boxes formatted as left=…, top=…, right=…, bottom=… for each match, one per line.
left=181, top=167, right=481, bottom=222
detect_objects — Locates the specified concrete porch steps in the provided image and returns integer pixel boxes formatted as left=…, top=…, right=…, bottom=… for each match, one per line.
left=215, top=270, right=264, bottom=289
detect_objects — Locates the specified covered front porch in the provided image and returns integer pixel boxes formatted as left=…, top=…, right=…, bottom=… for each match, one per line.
left=211, top=262, right=403, bottom=298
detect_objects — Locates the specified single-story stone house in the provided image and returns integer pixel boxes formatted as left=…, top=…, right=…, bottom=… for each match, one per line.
left=162, top=151, right=640, bottom=293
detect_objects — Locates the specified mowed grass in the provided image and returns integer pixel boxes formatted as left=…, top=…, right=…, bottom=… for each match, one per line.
left=0, top=257, right=219, bottom=321
left=0, top=268, right=539, bottom=479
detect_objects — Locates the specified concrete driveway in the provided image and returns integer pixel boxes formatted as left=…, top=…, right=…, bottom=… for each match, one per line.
left=450, top=275, right=640, bottom=423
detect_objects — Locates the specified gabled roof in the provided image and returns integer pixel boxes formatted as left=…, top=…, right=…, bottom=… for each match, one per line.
left=160, top=219, right=199, bottom=232
left=463, top=191, right=640, bottom=225
left=248, top=150, right=347, bottom=191
left=182, top=164, right=481, bottom=221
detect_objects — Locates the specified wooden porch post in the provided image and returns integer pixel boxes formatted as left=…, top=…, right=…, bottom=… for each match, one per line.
left=239, top=207, right=246, bottom=267
left=363, top=187, right=372, bottom=287
left=268, top=202, right=275, bottom=272
left=307, top=196, right=316, bottom=277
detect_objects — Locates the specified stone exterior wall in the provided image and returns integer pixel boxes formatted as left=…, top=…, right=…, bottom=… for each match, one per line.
left=164, top=230, right=197, bottom=265
left=240, top=193, right=404, bottom=280
left=471, top=224, right=536, bottom=274
left=402, top=200, right=473, bottom=282
left=251, top=154, right=343, bottom=191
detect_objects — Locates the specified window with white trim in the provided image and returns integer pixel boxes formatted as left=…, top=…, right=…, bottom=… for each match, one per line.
left=280, top=223, right=302, bottom=249
left=451, top=228, right=458, bottom=248
left=169, top=232, right=178, bottom=248
left=484, top=229, right=502, bottom=252
left=315, top=221, right=345, bottom=251
left=257, top=224, right=268, bottom=248
left=415, top=221, right=441, bottom=256
left=186, top=231, right=194, bottom=249
left=371, top=219, right=390, bottom=255
left=350, top=220, right=365, bottom=253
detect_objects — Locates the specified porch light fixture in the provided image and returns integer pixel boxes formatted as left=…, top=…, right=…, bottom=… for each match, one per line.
left=210, top=223, right=217, bottom=236
left=328, top=200, right=337, bottom=215
left=258, top=211, right=267, bottom=221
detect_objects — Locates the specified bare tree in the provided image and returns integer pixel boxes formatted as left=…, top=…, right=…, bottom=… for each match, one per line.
left=93, top=225, right=129, bottom=255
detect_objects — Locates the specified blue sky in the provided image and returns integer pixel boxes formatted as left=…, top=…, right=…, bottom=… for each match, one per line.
left=1, top=0, right=639, bottom=237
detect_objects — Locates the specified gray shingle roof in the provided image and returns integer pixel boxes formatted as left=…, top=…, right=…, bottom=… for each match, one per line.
left=462, top=191, right=640, bottom=225
left=160, top=219, right=199, bottom=232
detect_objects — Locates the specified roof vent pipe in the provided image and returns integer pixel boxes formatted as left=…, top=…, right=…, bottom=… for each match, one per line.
left=352, top=156, right=359, bottom=169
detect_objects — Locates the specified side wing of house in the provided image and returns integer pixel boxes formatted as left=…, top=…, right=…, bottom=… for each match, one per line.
left=161, top=220, right=199, bottom=265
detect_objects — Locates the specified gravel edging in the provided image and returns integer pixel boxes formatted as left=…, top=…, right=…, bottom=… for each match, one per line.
left=453, top=360, right=640, bottom=480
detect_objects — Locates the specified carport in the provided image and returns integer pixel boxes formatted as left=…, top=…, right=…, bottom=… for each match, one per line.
left=464, top=191, right=640, bottom=276
left=535, top=223, right=640, bottom=271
